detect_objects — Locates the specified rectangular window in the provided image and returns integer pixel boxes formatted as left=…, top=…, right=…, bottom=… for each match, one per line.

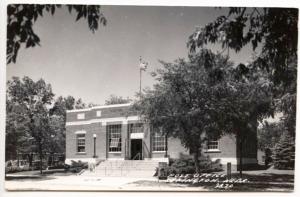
left=207, top=140, right=219, bottom=150
left=128, top=123, right=143, bottom=133
left=152, top=132, right=166, bottom=152
left=108, top=124, right=122, bottom=152
left=77, top=134, right=85, bottom=153
left=77, top=113, right=85, bottom=119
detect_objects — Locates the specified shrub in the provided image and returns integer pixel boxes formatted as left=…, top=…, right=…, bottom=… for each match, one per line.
left=273, top=132, right=295, bottom=170
left=64, top=160, right=88, bottom=173
left=155, top=156, right=223, bottom=176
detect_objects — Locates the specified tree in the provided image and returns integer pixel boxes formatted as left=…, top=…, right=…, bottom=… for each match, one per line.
left=273, top=131, right=295, bottom=170
left=6, top=76, right=54, bottom=174
left=134, top=49, right=273, bottom=175
left=187, top=7, right=297, bottom=134
left=105, top=94, right=132, bottom=105
left=188, top=8, right=297, bottom=87
left=50, top=96, right=75, bottom=120
left=258, top=121, right=283, bottom=151
left=5, top=99, right=31, bottom=163
left=7, top=4, right=107, bottom=64
left=187, top=8, right=297, bottom=173
left=74, top=98, right=87, bottom=109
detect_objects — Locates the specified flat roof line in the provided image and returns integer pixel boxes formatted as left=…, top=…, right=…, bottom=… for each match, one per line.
left=66, top=102, right=132, bottom=113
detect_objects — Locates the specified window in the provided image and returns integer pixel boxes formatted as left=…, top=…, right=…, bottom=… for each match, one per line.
left=77, top=134, right=85, bottom=153
left=96, top=110, right=102, bottom=117
left=128, top=123, right=143, bottom=133
left=77, top=113, right=85, bottom=120
left=108, top=124, right=122, bottom=152
left=207, top=140, right=219, bottom=150
left=152, top=132, right=166, bottom=152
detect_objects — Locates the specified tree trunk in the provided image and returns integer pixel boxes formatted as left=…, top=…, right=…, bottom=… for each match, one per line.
left=164, top=133, right=168, bottom=158
left=28, top=153, right=33, bottom=168
left=194, top=149, right=200, bottom=173
left=38, top=143, right=43, bottom=174
left=239, top=141, right=243, bottom=178
left=239, top=137, right=243, bottom=178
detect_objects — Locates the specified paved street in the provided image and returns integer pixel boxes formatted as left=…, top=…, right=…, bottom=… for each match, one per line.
left=5, top=175, right=209, bottom=191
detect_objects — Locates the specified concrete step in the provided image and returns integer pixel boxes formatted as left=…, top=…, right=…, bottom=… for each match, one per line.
left=81, top=160, right=159, bottom=177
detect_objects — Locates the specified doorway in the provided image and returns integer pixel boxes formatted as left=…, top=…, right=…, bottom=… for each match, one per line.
left=131, top=139, right=143, bottom=160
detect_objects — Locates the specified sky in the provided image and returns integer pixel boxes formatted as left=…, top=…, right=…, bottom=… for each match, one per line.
left=6, top=5, right=255, bottom=105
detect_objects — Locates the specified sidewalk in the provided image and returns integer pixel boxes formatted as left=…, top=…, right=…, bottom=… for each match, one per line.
left=5, top=168, right=294, bottom=191
left=5, top=175, right=208, bottom=191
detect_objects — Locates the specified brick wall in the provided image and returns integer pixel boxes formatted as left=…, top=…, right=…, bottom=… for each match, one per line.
left=66, top=104, right=136, bottom=123
left=203, top=134, right=237, bottom=159
left=167, top=137, right=189, bottom=159
left=65, top=104, right=258, bottom=168
left=66, top=123, right=104, bottom=159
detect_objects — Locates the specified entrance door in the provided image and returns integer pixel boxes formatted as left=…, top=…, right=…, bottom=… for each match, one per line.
left=131, top=139, right=143, bottom=160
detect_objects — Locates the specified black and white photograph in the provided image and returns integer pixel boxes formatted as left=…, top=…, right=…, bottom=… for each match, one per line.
left=1, top=0, right=298, bottom=193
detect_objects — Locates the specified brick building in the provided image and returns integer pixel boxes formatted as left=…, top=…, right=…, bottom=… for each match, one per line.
left=65, top=103, right=258, bottom=170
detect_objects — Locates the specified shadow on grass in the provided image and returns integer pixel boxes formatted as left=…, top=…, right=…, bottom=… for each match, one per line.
left=5, top=175, right=56, bottom=182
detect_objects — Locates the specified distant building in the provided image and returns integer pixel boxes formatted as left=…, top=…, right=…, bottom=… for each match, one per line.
left=65, top=103, right=258, bottom=170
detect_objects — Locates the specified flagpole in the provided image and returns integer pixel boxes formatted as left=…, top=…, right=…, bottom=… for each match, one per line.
left=139, top=56, right=142, bottom=96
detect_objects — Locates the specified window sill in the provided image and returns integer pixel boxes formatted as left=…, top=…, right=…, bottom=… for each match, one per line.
left=204, top=149, right=221, bottom=153
left=76, top=152, right=86, bottom=155
left=152, top=151, right=166, bottom=153
left=108, top=152, right=122, bottom=154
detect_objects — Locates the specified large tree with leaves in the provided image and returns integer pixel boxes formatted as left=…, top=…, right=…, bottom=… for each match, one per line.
left=134, top=49, right=272, bottom=174
left=7, top=4, right=107, bottom=64
left=187, top=8, right=297, bottom=173
left=188, top=7, right=297, bottom=134
left=188, top=8, right=297, bottom=86
left=6, top=76, right=55, bottom=173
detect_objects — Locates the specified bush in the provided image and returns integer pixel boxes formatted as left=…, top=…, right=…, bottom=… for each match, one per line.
left=273, top=132, right=295, bottom=170
left=155, top=156, right=223, bottom=176
left=64, top=160, right=88, bottom=173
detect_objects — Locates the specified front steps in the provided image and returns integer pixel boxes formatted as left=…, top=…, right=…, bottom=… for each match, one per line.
left=82, top=160, right=159, bottom=177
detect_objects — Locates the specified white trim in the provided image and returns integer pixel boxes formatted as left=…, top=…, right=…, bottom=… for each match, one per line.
left=152, top=151, right=166, bottom=153
left=66, top=116, right=140, bottom=126
left=130, top=132, right=144, bottom=139
left=107, top=158, right=124, bottom=160
left=205, top=149, right=221, bottom=153
left=96, top=110, right=102, bottom=117
left=75, top=130, right=86, bottom=134
left=66, top=103, right=132, bottom=113
left=77, top=113, right=85, bottom=120
left=150, top=157, right=169, bottom=163
left=108, top=151, right=122, bottom=154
